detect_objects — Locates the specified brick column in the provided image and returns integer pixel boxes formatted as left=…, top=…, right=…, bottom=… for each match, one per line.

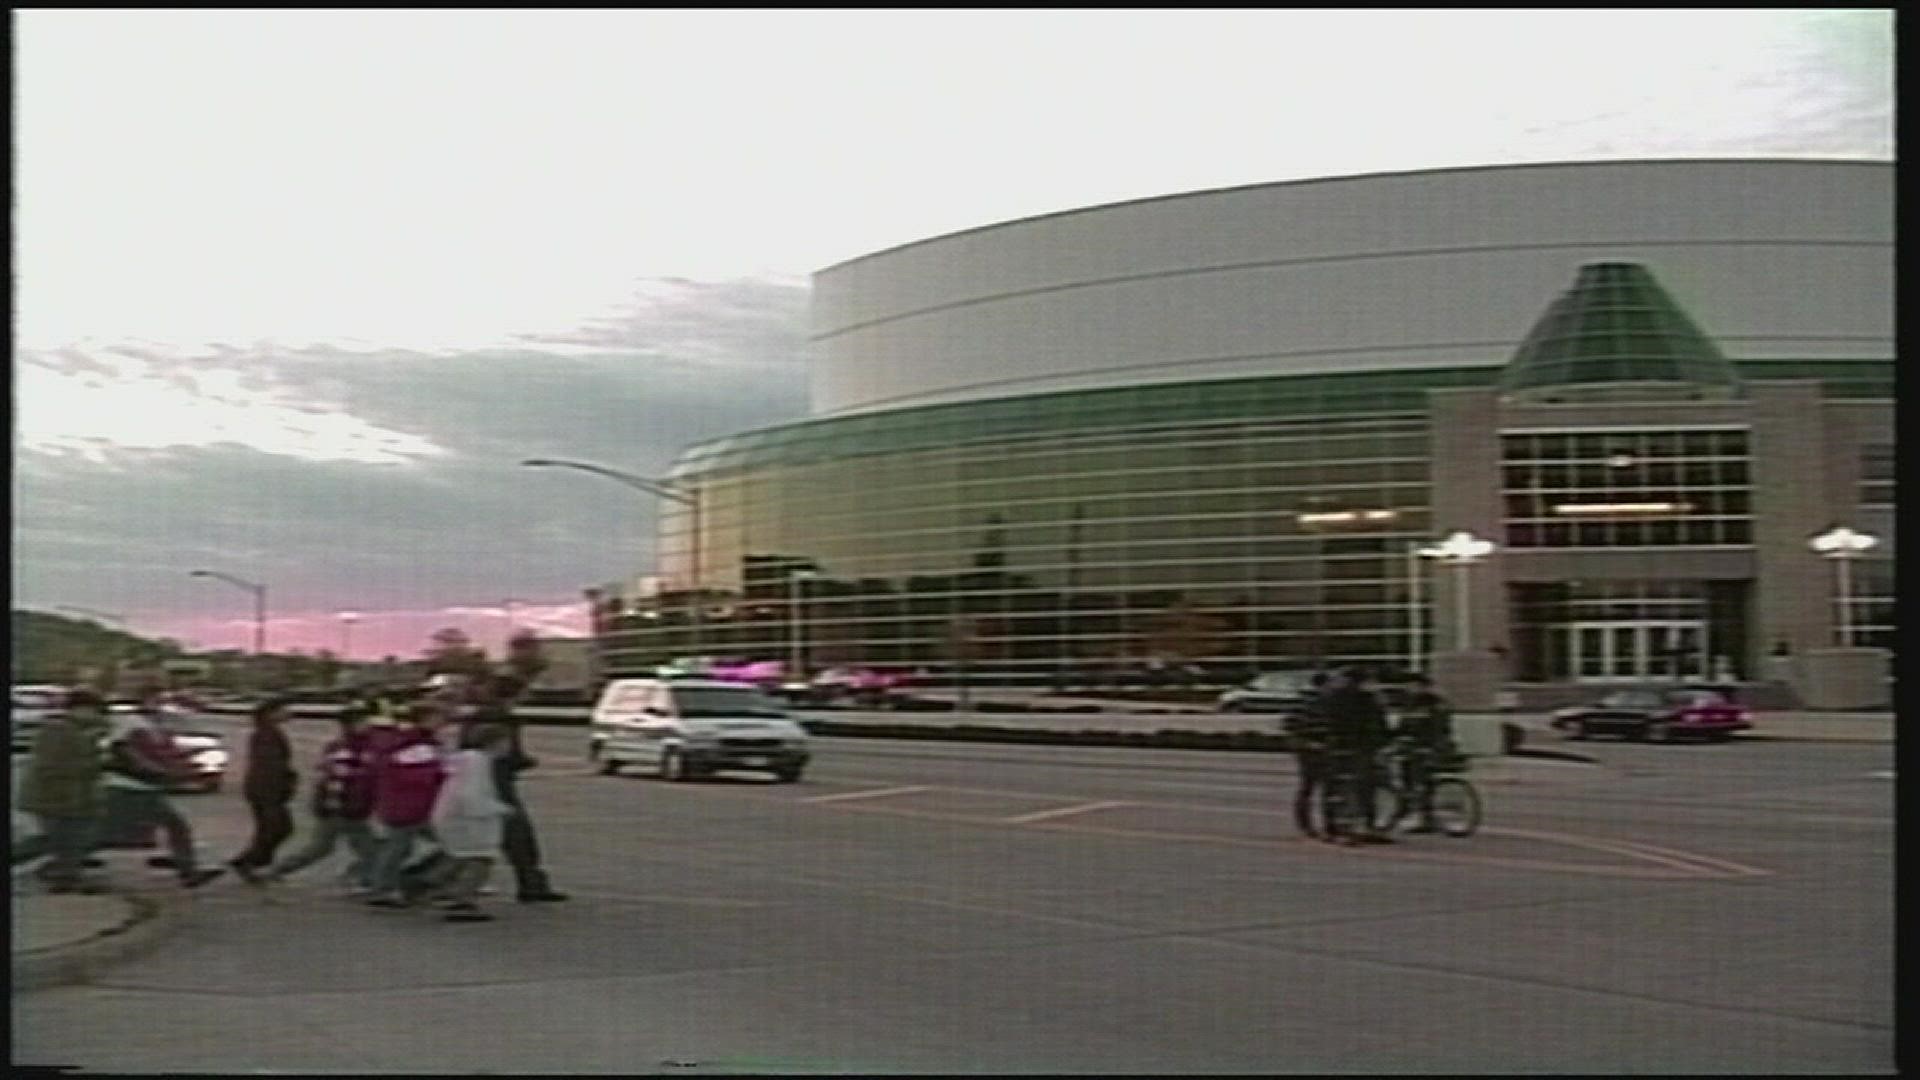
left=1425, top=388, right=1508, bottom=654
left=1748, top=382, right=1833, bottom=660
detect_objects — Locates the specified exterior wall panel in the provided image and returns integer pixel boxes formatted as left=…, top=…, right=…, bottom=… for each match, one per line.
left=815, top=161, right=1892, bottom=416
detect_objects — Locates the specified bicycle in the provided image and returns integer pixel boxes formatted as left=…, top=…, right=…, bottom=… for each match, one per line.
left=1312, top=742, right=1482, bottom=839
left=1374, top=740, right=1482, bottom=837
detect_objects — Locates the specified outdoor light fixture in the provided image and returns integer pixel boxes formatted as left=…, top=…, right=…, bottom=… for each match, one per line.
left=522, top=458, right=704, bottom=650
left=1809, top=525, right=1878, bottom=645
left=189, top=570, right=268, bottom=656
left=1298, top=508, right=1400, bottom=525
left=1416, top=531, right=1496, bottom=651
left=337, top=611, right=361, bottom=658
left=1551, top=501, right=1693, bottom=515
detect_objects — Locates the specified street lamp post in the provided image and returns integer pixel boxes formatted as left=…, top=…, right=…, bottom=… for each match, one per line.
left=1405, top=543, right=1423, bottom=674
left=338, top=611, right=360, bottom=658
left=501, top=598, right=522, bottom=653
left=522, top=459, right=704, bottom=654
left=788, top=569, right=817, bottom=682
left=189, top=570, right=267, bottom=655
left=1416, top=531, right=1496, bottom=652
left=191, top=569, right=267, bottom=692
left=1810, top=526, right=1878, bottom=646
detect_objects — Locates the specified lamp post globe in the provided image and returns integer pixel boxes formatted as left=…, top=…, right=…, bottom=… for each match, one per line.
left=1809, top=526, right=1878, bottom=646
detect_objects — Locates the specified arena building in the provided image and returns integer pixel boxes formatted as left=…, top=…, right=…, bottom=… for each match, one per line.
left=588, top=158, right=1893, bottom=707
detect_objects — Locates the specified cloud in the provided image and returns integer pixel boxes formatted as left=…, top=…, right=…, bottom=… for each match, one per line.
left=11, top=276, right=810, bottom=646
left=16, top=348, right=449, bottom=464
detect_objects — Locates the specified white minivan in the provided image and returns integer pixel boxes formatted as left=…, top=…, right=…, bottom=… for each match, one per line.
left=588, top=677, right=811, bottom=782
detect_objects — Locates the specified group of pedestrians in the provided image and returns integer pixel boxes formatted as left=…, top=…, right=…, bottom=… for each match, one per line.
left=17, top=688, right=225, bottom=890
left=1284, top=666, right=1456, bottom=845
left=15, top=674, right=568, bottom=924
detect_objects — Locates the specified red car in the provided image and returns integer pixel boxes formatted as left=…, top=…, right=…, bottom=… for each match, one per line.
left=1550, top=688, right=1753, bottom=743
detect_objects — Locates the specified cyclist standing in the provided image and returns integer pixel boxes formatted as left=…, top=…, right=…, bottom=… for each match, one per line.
left=1392, top=674, right=1456, bottom=834
left=1284, top=671, right=1334, bottom=840
left=1323, top=665, right=1394, bottom=845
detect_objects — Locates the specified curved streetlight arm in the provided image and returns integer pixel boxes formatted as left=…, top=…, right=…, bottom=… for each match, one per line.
left=189, top=569, right=268, bottom=656
left=522, top=457, right=705, bottom=657
left=520, top=459, right=694, bottom=505
left=190, top=569, right=266, bottom=595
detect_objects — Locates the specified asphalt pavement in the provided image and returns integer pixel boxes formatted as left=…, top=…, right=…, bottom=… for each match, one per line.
left=10, top=713, right=1895, bottom=1074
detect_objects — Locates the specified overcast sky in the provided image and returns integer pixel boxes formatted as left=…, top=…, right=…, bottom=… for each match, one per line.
left=11, top=9, right=1893, bottom=659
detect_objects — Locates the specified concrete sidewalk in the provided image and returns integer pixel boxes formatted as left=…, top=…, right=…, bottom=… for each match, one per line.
left=10, top=884, right=184, bottom=992
left=1505, top=711, right=1893, bottom=745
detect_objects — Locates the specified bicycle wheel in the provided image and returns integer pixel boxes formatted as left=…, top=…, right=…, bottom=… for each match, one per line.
left=1430, top=778, right=1482, bottom=837
left=1368, top=778, right=1405, bottom=834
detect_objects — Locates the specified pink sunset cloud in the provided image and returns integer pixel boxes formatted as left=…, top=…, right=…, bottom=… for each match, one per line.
left=146, top=601, right=590, bottom=661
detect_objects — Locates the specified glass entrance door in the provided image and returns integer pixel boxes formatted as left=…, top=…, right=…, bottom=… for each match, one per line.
left=1565, top=620, right=1706, bottom=683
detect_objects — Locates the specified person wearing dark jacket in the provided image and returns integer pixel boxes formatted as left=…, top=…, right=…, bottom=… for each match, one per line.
left=1322, top=665, right=1394, bottom=845
left=474, top=675, right=568, bottom=903
left=263, top=705, right=379, bottom=889
left=1284, top=672, right=1335, bottom=840
left=229, top=699, right=298, bottom=882
left=1392, top=674, right=1456, bottom=834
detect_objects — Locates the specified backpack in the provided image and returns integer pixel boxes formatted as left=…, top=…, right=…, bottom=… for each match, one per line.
left=101, top=734, right=169, bottom=784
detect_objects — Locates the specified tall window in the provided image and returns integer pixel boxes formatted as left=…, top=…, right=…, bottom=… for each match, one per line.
left=1501, top=428, right=1753, bottom=548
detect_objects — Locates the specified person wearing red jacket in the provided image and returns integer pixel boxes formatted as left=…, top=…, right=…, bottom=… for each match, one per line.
left=262, top=705, right=379, bottom=891
left=96, top=702, right=224, bottom=888
left=363, top=703, right=449, bottom=907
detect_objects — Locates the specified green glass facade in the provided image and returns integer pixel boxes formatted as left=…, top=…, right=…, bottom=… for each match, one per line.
left=592, top=360, right=1891, bottom=684
left=1499, top=263, right=1744, bottom=395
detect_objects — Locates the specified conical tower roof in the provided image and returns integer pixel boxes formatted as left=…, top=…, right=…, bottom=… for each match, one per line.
left=1499, top=262, right=1743, bottom=399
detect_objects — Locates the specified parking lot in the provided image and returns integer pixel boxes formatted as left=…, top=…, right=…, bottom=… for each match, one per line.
left=12, top=716, right=1895, bottom=1073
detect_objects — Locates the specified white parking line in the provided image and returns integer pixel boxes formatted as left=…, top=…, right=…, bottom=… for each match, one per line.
left=801, top=785, right=931, bottom=804
left=1866, top=770, right=1894, bottom=780
left=1001, top=800, right=1132, bottom=825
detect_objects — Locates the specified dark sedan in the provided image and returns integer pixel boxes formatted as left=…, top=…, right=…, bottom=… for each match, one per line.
left=1549, top=688, right=1753, bottom=743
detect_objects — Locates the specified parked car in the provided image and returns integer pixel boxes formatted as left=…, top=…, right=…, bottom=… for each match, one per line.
left=1549, top=687, right=1752, bottom=743
left=588, top=677, right=810, bottom=782
left=805, top=667, right=901, bottom=708
left=105, top=703, right=230, bottom=793
left=1216, top=671, right=1318, bottom=713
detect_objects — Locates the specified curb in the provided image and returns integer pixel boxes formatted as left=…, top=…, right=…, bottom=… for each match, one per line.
left=1509, top=746, right=1601, bottom=764
left=11, top=891, right=187, bottom=993
left=1732, top=732, right=1893, bottom=745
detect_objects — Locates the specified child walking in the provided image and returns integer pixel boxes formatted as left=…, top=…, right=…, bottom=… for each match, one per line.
left=427, top=722, right=515, bottom=923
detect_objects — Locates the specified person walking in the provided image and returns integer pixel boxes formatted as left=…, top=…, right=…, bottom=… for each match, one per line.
left=1392, top=673, right=1456, bottom=834
left=475, top=675, right=568, bottom=904
left=14, top=688, right=112, bottom=893
left=1284, top=672, right=1336, bottom=840
left=229, top=699, right=298, bottom=883
left=363, top=703, right=448, bottom=908
left=261, top=704, right=380, bottom=892
left=1322, top=665, right=1394, bottom=845
left=427, top=722, right=516, bottom=922
left=96, top=698, right=224, bottom=888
